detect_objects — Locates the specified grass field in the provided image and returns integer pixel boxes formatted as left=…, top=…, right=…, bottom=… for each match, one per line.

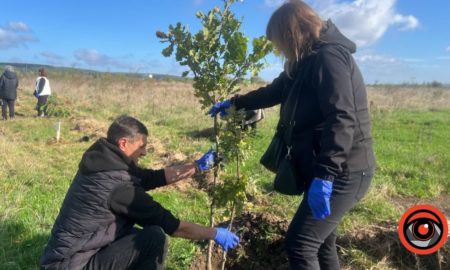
left=0, top=71, right=449, bottom=269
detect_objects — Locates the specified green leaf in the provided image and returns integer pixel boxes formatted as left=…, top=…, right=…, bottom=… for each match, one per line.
left=162, top=45, right=174, bottom=57
left=202, top=27, right=209, bottom=39
left=225, top=32, right=248, bottom=63
left=196, top=11, right=205, bottom=19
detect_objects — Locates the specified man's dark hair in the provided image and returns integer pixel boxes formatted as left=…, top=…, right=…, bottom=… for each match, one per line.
left=107, top=115, right=148, bottom=145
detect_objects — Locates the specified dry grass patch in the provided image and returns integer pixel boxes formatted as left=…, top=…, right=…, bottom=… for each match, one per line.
left=72, top=117, right=108, bottom=138
left=367, top=86, right=450, bottom=111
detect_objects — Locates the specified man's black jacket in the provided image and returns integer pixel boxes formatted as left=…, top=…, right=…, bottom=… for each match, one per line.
left=40, top=138, right=179, bottom=270
left=233, top=20, right=375, bottom=183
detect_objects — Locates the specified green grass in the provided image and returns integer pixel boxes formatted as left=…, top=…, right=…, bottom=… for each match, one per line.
left=152, top=190, right=210, bottom=269
left=1, top=82, right=449, bottom=269
left=372, top=109, right=450, bottom=196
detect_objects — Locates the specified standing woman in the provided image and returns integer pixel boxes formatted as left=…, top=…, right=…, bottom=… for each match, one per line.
left=35, top=67, right=52, bottom=117
left=0, top=65, right=19, bottom=120
left=209, top=0, right=375, bottom=269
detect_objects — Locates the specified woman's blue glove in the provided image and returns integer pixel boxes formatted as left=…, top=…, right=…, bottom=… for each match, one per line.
left=307, top=178, right=333, bottom=220
left=208, top=99, right=231, bottom=117
left=214, top=228, right=240, bottom=251
left=195, top=149, right=217, bottom=172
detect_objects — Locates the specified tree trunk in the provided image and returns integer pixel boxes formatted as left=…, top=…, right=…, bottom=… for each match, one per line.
left=220, top=125, right=241, bottom=270
left=220, top=203, right=236, bottom=270
left=207, top=115, right=221, bottom=270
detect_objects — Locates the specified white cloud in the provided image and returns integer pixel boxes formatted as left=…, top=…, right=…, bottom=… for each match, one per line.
left=263, top=0, right=419, bottom=47
left=352, top=52, right=446, bottom=83
left=40, top=51, right=64, bottom=65
left=6, top=21, right=30, bottom=32
left=73, top=49, right=153, bottom=72
left=0, top=21, right=37, bottom=49
left=74, top=49, right=128, bottom=69
left=355, top=53, right=399, bottom=64
left=314, top=0, right=419, bottom=47
left=74, top=49, right=103, bottom=65
left=393, top=14, right=419, bottom=31
left=355, top=53, right=429, bottom=66
left=8, top=57, right=26, bottom=63
left=446, top=46, right=450, bottom=52
left=401, top=58, right=424, bottom=63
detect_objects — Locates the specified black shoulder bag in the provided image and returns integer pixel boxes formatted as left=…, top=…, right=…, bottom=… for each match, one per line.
left=260, top=63, right=308, bottom=195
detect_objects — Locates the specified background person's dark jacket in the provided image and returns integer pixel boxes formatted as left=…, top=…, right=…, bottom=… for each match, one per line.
left=233, top=20, right=375, bottom=184
left=0, top=70, right=19, bottom=100
left=40, top=138, right=180, bottom=270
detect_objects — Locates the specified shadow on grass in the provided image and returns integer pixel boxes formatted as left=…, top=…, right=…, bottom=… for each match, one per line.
left=0, top=220, right=49, bottom=270
left=184, top=127, right=215, bottom=141
left=184, top=126, right=261, bottom=142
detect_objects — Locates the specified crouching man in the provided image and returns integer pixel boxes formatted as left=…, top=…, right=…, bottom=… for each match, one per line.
left=40, top=115, right=239, bottom=270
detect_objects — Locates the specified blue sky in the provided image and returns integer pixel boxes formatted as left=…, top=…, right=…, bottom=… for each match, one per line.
left=0, top=0, right=449, bottom=84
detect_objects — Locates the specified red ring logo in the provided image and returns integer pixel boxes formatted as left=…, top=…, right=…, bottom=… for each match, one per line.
left=398, top=205, right=448, bottom=255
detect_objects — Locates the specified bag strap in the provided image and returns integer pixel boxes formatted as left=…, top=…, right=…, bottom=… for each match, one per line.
left=279, top=57, right=312, bottom=159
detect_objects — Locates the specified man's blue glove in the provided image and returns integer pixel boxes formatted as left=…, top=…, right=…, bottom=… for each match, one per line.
left=208, top=99, right=231, bottom=117
left=214, top=228, right=240, bottom=251
left=307, top=178, right=333, bottom=220
left=195, top=149, right=217, bottom=172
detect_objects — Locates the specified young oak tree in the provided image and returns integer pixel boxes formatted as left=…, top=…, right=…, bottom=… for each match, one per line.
left=157, top=0, right=272, bottom=268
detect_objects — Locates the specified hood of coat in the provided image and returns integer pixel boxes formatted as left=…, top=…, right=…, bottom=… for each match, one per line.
left=79, top=138, right=135, bottom=175
left=2, top=70, right=17, bottom=80
left=317, top=19, right=356, bottom=54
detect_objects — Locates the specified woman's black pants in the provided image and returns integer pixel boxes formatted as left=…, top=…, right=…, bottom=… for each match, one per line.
left=285, top=168, right=374, bottom=270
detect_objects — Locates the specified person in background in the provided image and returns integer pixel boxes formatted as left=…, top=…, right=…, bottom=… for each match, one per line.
left=34, top=67, right=52, bottom=117
left=242, top=109, right=265, bottom=131
left=209, top=1, right=375, bottom=269
left=40, top=115, right=239, bottom=270
left=0, top=65, right=19, bottom=120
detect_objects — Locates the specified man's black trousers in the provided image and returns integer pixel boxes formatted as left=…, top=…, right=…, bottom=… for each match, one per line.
left=83, top=226, right=167, bottom=270
left=1, top=98, right=15, bottom=119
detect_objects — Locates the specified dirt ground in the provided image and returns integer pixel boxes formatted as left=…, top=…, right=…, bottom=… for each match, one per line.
left=190, top=212, right=290, bottom=270
left=190, top=210, right=449, bottom=270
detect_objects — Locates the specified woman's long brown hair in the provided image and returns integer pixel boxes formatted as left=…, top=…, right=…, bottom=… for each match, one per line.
left=266, top=0, right=323, bottom=78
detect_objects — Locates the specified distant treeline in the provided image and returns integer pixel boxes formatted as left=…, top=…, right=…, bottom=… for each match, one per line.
left=0, top=62, right=190, bottom=82
left=369, top=81, right=449, bottom=88
left=1, top=62, right=448, bottom=87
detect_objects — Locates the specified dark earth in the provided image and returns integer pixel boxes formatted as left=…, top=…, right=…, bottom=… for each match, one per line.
left=190, top=204, right=449, bottom=270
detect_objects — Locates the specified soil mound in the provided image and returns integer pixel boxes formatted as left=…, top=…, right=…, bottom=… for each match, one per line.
left=190, top=212, right=289, bottom=270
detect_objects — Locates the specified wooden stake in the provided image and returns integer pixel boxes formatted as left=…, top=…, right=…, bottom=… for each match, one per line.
left=55, top=120, right=61, bottom=143
left=207, top=114, right=220, bottom=270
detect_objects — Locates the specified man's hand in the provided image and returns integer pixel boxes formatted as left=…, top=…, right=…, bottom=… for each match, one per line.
left=195, top=150, right=217, bottom=172
left=214, top=228, right=240, bottom=251
left=208, top=99, right=231, bottom=117
left=307, top=178, right=333, bottom=220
